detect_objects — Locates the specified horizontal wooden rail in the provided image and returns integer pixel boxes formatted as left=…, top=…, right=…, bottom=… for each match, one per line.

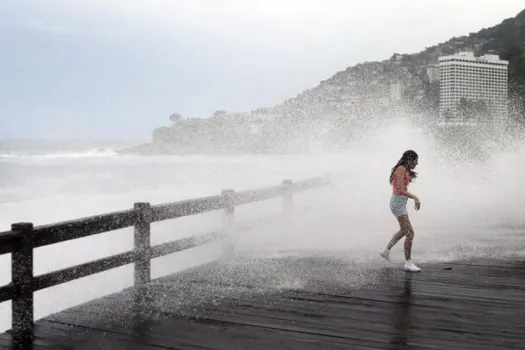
left=32, top=251, right=136, bottom=292
left=148, top=231, right=220, bottom=260
left=0, top=231, right=19, bottom=256
left=0, top=285, right=15, bottom=304
left=150, top=195, right=225, bottom=222
left=32, top=210, right=137, bottom=248
left=235, top=185, right=283, bottom=205
left=0, top=175, right=331, bottom=348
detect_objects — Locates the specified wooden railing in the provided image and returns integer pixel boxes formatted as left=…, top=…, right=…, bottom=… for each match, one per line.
left=0, top=175, right=330, bottom=347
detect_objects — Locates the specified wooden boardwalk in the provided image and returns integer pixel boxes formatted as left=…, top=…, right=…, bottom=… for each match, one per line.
left=0, top=254, right=524, bottom=350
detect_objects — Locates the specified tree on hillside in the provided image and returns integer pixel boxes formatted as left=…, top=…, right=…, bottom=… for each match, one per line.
left=169, top=113, right=183, bottom=123
left=501, top=46, right=525, bottom=121
left=213, top=110, right=227, bottom=118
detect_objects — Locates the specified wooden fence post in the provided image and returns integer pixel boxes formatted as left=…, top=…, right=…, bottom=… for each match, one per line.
left=133, top=202, right=151, bottom=306
left=221, top=189, right=235, bottom=255
left=11, top=222, right=34, bottom=348
left=282, top=179, right=293, bottom=215
left=222, top=189, right=235, bottom=232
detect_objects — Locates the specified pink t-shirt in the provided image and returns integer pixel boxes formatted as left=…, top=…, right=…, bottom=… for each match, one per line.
left=392, top=166, right=410, bottom=196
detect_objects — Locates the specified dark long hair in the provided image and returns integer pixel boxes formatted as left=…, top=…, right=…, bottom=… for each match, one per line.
left=389, top=150, right=418, bottom=184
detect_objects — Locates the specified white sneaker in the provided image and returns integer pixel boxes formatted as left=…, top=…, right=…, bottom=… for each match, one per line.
left=379, top=249, right=390, bottom=261
left=404, top=261, right=421, bottom=272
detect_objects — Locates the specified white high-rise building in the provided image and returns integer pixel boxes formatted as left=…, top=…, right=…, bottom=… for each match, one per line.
left=438, top=52, right=508, bottom=124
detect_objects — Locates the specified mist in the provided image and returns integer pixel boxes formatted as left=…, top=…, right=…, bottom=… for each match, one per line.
left=2, top=113, right=525, bottom=332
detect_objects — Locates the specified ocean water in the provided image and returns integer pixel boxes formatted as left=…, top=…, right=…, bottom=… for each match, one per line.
left=1, top=118, right=525, bottom=332
left=0, top=139, right=342, bottom=227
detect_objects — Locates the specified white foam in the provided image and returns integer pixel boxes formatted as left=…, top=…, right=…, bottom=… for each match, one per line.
left=0, top=147, right=118, bottom=160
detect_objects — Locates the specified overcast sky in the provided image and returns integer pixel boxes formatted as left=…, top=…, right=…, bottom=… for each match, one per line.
left=1, top=0, right=523, bottom=140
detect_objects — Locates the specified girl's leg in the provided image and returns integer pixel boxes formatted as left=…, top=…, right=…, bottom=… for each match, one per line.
left=397, top=215, right=414, bottom=261
left=380, top=227, right=405, bottom=260
left=397, top=215, right=420, bottom=272
left=387, top=229, right=405, bottom=250
left=381, top=214, right=421, bottom=271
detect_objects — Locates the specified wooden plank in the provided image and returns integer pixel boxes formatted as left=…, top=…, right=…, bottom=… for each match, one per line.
left=280, top=289, right=524, bottom=317
left=148, top=231, right=219, bottom=260
left=235, top=186, right=283, bottom=205
left=0, top=284, right=15, bottom=304
left=32, top=210, right=136, bottom=248
left=40, top=296, right=509, bottom=350
left=213, top=294, right=525, bottom=339
left=150, top=195, right=225, bottom=222
left=171, top=281, right=524, bottom=345
left=32, top=251, right=136, bottom=291
left=0, top=293, right=392, bottom=350
left=30, top=317, right=401, bottom=350
left=26, top=300, right=446, bottom=350
left=0, top=230, right=19, bottom=255
left=1, top=256, right=525, bottom=349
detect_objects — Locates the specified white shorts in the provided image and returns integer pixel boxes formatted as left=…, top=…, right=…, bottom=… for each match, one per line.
left=389, top=195, right=408, bottom=217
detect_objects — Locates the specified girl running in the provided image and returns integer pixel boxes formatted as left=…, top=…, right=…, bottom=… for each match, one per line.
left=380, top=150, right=421, bottom=272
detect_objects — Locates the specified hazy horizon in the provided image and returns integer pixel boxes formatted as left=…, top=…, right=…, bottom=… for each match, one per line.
left=1, top=1, right=524, bottom=140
